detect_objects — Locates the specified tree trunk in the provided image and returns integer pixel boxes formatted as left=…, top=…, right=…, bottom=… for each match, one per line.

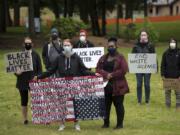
left=14, top=0, right=20, bottom=26
left=68, top=0, right=74, bottom=17
left=125, top=0, right=133, bottom=19
left=101, top=0, right=106, bottom=36
left=34, top=0, right=40, bottom=18
left=89, top=0, right=101, bottom=36
left=29, top=0, right=35, bottom=36
left=116, top=3, right=123, bottom=37
left=78, top=0, right=89, bottom=23
left=0, top=0, right=6, bottom=32
left=5, top=0, right=13, bottom=26
left=64, top=0, right=67, bottom=17
left=144, top=0, right=147, bottom=17
left=51, top=1, right=60, bottom=19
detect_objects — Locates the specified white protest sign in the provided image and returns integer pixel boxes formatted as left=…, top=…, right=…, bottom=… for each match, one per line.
left=4, top=51, right=33, bottom=73
left=128, top=53, right=157, bottom=73
left=73, top=47, right=104, bottom=68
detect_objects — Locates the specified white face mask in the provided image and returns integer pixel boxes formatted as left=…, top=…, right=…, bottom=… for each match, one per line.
left=63, top=46, right=72, bottom=57
left=80, top=36, right=86, bottom=42
left=169, top=42, right=176, bottom=49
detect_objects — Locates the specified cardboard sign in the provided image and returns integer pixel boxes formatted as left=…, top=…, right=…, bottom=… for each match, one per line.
left=128, top=53, right=157, bottom=73
left=163, top=78, right=180, bottom=91
left=73, top=47, right=104, bottom=68
left=29, top=76, right=105, bottom=124
left=5, top=51, right=33, bottom=73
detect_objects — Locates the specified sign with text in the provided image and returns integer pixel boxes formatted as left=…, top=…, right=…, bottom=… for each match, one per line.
left=128, top=53, right=157, bottom=73
left=5, top=51, right=33, bottom=73
left=163, top=78, right=180, bottom=91
left=29, top=76, right=105, bottom=124
left=73, top=47, right=104, bottom=68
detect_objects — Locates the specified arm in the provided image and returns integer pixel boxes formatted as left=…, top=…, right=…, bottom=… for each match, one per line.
left=78, top=56, right=95, bottom=76
left=111, top=56, right=128, bottom=79
left=161, top=52, right=166, bottom=77
left=37, top=57, right=58, bottom=79
left=42, top=43, right=49, bottom=69
left=132, top=46, right=137, bottom=53
left=36, top=53, right=42, bottom=75
left=96, top=56, right=109, bottom=79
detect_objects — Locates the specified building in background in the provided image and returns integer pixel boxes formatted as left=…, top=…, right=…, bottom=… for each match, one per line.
left=148, top=0, right=180, bottom=16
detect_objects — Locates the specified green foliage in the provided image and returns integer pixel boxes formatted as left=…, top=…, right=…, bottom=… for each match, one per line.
left=123, top=23, right=136, bottom=42
left=135, top=19, right=159, bottom=43
left=53, top=18, right=88, bottom=39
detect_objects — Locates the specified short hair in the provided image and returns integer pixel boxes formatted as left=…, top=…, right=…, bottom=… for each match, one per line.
left=63, top=39, right=73, bottom=46
left=80, top=29, right=88, bottom=36
left=24, top=37, right=32, bottom=42
left=108, top=37, right=117, bottom=43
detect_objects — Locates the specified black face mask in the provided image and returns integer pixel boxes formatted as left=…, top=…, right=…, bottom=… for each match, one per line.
left=51, top=33, right=58, bottom=40
left=25, top=43, right=32, bottom=50
left=108, top=48, right=116, bottom=56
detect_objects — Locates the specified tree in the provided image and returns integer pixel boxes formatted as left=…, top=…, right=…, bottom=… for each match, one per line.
left=101, top=0, right=106, bottom=36
left=0, top=0, right=6, bottom=32
left=144, top=0, right=147, bottom=17
left=28, top=0, right=35, bottom=35
left=14, top=0, right=20, bottom=26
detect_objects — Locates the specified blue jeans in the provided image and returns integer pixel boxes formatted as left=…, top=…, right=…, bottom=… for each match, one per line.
left=136, top=73, right=151, bottom=103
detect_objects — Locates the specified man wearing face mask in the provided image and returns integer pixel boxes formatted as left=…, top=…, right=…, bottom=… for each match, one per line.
left=42, top=28, right=63, bottom=72
left=132, top=30, right=155, bottom=105
left=161, top=38, right=180, bottom=110
left=15, top=37, right=42, bottom=125
left=96, top=37, right=129, bottom=129
left=34, top=39, right=95, bottom=131
left=73, top=29, right=94, bottom=48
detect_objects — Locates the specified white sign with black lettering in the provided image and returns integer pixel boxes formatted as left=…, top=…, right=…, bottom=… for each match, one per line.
left=5, top=51, right=33, bottom=73
left=73, top=47, right=104, bottom=68
left=128, top=53, right=157, bottom=73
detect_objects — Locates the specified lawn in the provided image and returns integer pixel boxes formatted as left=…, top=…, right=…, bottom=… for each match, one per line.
left=0, top=46, right=180, bottom=135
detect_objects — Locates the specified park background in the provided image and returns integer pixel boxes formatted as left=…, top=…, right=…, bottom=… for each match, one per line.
left=0, top=0, right=180, bottom=135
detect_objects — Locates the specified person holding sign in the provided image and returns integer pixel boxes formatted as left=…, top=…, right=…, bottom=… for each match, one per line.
left=161, top=38, right=180, bottom=109
left=42, top=28, right=63, bottom=75
left=34, top=39, right=95, bottom=131
left=15, top=37, right=42, bottom=125
left=96, top=37, right=129, bottom=129
left=132, top=30, right=155, bottom=105
left=73, top=29, right=94, bottom=48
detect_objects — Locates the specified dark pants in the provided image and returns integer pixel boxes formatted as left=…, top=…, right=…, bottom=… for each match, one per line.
left=19, top=90, right=29, bottom=106
left=104, top=93, right=124, bottom=127
left=136, top=73, right=151, bottom=103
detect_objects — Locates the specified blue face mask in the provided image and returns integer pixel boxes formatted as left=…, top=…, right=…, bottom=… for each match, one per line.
left=108, top=48, right=116, bottom=56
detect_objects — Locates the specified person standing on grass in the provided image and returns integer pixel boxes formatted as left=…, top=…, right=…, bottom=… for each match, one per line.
left=34, top=39, right=95, bottom=131
left=15, top=37, right=42, bottom=125
left=161, top=38, right=180, bottom=110
left=42, top=28, right=63, bottom=76
left=132, top=30, right=156, bottom=105
left=96, top=37, right=129, bottom=129
left=73, top=29, right=94, bottom=48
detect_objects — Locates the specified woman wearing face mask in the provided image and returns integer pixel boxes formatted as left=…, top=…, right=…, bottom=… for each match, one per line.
left=132, top=30, right=155, bottom=105
left=15, top=37, right=42, bottom=125
left=34, top=39, right=95, bottom=131
left=96, top=37, right=129, bottom=129
left=73, top=29, right=94, bottom=48
left=161, top=38, right=180, bottom=110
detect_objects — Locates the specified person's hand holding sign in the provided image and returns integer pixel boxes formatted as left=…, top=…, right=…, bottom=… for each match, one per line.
left=33, top=76, right=38, bottom=81
left=107, top=73, right=112, bottom=80
left=15, top=67, right=22, bottom=75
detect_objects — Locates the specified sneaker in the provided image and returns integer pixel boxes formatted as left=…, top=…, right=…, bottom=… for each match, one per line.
left=114, top=125, right=123, bottom=130
left=74, top=123, right=81, bottom=131
left=58, top=124, right=65, bottom=131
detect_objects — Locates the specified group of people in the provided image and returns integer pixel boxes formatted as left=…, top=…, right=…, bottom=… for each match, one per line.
left=14, top=28, right=180, bottom=131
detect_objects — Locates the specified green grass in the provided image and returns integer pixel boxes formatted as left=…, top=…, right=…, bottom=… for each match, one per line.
left=107, top=21, right=180, bottom=42
left=0, top=46, right=180, bottom=135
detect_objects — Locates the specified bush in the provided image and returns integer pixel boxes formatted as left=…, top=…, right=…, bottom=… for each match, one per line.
left=53, top=18, right=88, bottom=39
left=123, top=23, right=136, bottom=42
left=135, top=18, right=159, bottom=43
